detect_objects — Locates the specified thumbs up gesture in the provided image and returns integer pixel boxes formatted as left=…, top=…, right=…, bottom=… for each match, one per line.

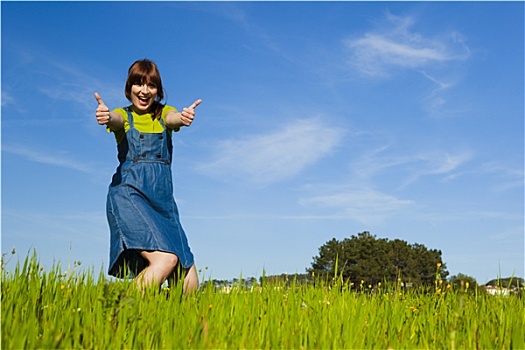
left=180, top=99, right=202, bottom=127
left=94, top=92, right=111, bottom=125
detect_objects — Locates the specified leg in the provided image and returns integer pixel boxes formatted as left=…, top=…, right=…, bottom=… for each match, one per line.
left=135, top=250, right=179, bottom=288
left=183, top=264, right=199, bottom=293
left=168, top=264, right=199, bottom=294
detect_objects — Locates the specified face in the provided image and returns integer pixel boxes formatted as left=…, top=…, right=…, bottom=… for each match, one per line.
left=130, top=82, right=158, bottom=114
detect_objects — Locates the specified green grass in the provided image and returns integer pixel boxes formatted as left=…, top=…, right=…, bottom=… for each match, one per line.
left=2, top=252, right=524, bottom=349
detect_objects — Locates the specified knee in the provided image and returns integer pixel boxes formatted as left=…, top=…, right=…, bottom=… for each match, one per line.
left=146, top=252, right=179, bottom=272
left=183, top=265, right=199, bottom=293
left=161, top=253, right=179, bottom=270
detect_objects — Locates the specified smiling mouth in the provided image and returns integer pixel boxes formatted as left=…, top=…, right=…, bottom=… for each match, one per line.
left=137, top=96, right=150, bottom=106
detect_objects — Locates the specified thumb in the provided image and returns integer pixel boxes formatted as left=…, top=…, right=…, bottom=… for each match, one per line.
left=94, top=92, right=105, bottom=106
left=190, top=99, right=202, bottom=109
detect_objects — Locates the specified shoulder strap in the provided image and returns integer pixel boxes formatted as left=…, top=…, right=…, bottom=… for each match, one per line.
left=158, top=115, right=166, bottom=128
left=125, top=107, right=135, bottom=129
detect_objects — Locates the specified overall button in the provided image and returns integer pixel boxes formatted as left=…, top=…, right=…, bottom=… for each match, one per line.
left=139, top=134, right=144, bottom=139
left=164, top=159, right=170, bottom=164
left=156, top=154, right=162, bottom=158
left=132, top=157, right=138, bottom=162
left=159, top=135, right=164, bottom=139
left=141, top=152, right=146, bottom=158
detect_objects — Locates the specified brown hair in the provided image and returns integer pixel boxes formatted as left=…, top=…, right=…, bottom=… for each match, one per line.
left=125, top=59, right=165, bottom=119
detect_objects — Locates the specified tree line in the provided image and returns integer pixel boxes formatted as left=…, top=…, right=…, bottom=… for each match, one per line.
left=307, top=231, right=447, bottom=287
left=209, top=231, right=521, bottom=290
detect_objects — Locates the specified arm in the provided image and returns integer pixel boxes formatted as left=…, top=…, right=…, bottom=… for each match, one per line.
left=165, top=99, right=202, bottom=130
left=94, top=92, right=124, bottom=132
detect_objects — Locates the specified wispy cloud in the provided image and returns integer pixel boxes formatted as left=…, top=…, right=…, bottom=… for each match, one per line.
left=487, top=225, right=524, bottom=244
left=399, top=150, right=473, bottom=188
left=3, top=210, right=107, bottom=242
left=2, top=144, right=109, bottom=177
left=37, top=59, right=125, bottom=115
left=300, top=187, right=413, bottom=225
left=344, top=13, right=470, bottom=78
left=1, top=90, right=16, bottom=107
left=349, top=145, right=473, bottom=190
left=196, top=118, right=345, bottom=185
left=478, top=162, right=524, bottom=193
left=2, top=46, right=124, bottom=123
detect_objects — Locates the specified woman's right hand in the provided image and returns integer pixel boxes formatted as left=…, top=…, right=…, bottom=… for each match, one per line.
left=94, top=92, right=111, bottom=125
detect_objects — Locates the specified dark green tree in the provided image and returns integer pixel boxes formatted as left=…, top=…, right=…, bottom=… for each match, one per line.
left=485, top=277, right=524, bottom=288
left=308, top=232, right=448, bottom=287
left=449, top=273, right=478, bottom=289
left=388, top=238, right=415, bottom=281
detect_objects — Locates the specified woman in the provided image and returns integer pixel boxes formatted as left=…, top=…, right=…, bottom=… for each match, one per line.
left=94, top=59, right=201, bottom=293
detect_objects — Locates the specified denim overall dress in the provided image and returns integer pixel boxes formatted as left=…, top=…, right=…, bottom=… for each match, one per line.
left=106, top=108, right=194, bottom=277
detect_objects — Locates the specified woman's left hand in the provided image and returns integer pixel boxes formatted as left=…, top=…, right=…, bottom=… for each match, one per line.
left=180, top=99, right=202, bottom=127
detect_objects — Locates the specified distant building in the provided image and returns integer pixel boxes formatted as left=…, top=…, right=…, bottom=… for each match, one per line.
left=483, top=277, right=523, bottom=296
left=484, top=285, right=510, bottom=296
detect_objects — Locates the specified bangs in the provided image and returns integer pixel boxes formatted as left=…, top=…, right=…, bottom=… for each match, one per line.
left=125, top=59, right=164, bottom=103
left=128, top=67, right=161, bottom=87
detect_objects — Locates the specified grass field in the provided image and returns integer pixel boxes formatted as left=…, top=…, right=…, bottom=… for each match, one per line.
left=2, top=252, right=524, bottom=349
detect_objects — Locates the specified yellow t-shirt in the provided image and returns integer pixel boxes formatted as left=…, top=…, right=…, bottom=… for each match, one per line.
left=109, top=105, right=178, bottom=144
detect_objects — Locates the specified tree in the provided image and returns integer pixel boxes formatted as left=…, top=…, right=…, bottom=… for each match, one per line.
left=449, top=273, right=478, bottom=290
left=485, top=277, right=524, bottom=289
left=260, top=273, right=310, bottom=286
left=308, top=232, right=448, bottom=287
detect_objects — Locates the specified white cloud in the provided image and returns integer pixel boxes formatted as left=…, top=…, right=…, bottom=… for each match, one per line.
left=1, top=90, right=16, bottom=107
left=3, top=210, right=107, bottom=242
left=478, top=162, right=524, bottom=193
left=2, top=144, right=109, bottom=177
left=36, top=59, right=124, bottom=116
left=300, top=187, right=413, bottom=225
left=196, top=118, right=345, bottom=184
left=344, top=14, right=470, bottom=78
left=349, top=146, right=473, bottom=190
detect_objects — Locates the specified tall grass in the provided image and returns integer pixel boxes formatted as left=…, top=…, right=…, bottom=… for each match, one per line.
left=2, top=252, right=524, bottom=349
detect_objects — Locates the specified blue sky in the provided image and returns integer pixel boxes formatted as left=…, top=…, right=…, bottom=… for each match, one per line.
left=2, top=1, right=523, bottom=284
